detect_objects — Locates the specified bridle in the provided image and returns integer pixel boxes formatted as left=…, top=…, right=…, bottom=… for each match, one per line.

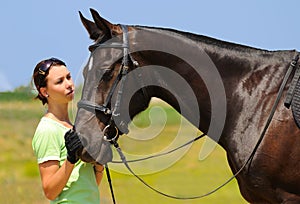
left=77, top=24, right=138, bottom=142
left=76, top=24, right=300, bottom=203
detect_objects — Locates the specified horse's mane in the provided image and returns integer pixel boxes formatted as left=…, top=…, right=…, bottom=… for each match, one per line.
left=136, top=25, right=270, bottom=54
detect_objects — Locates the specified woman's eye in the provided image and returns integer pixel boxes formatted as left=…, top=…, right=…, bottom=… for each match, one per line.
left=56, top=79, right=63, bottom=84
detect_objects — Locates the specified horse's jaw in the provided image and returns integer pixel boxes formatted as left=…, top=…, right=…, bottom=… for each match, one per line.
left=75, top=109, right=113, bottom=165
left=79, top=140, right=113, bottom=165
left=80, top=148, right=96, bottom=164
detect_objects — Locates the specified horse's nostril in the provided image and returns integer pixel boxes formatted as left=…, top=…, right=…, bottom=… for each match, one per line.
left=79, top=148, right=94, bottom=163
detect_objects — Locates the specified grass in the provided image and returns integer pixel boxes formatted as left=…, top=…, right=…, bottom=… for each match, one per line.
left=0, top=92, right=248, bottom=204
left=0, top=94, right=47, bottom=204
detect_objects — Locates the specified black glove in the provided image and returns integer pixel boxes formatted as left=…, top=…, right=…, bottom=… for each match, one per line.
left=64, top=129, right=83, bottom=164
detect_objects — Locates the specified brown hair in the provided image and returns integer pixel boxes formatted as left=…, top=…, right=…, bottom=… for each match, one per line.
left=32, top=58, right=66, bottom=105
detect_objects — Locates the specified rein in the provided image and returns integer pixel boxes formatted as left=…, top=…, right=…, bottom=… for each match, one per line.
left=77, top=24, right=300, bottom=202
left=109, top=53, right=300, bottom=201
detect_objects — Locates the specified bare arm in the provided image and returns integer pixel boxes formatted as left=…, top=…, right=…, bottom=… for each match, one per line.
left=39, top=160, right=74, bottom=200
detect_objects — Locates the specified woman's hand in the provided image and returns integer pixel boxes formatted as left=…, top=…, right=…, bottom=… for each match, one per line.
left=64, top=129, right=83, bottom=164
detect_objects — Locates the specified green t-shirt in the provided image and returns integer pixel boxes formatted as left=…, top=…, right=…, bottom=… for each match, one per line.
left=32, top=117, right=100, bottom=204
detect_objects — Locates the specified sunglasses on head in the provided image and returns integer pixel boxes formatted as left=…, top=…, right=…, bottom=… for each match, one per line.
left=38, top=58, right=66, bottom=75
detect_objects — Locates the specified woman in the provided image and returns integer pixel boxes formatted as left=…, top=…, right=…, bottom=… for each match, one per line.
left=32, top=57, right=104, bottom=203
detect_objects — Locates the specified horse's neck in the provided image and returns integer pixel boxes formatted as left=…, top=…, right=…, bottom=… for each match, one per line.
left=148, top=31, right=296, bottom=143
left=203, top=44, right=296, bottom=155
left=140, top=27, right=298, bottom=167
left=140, top=27, right=296, bottom=131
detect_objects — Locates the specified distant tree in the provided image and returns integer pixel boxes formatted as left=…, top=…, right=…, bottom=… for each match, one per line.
left=14, top=84, right=32, bottom=93
left=2, top=83, right=36, bottom=101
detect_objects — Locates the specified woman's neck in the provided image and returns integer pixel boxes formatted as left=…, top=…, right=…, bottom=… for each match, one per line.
left=45, top=103, right=72, bottom=127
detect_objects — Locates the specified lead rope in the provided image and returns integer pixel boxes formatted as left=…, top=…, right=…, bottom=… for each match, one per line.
left=112, top=133, right=206, bottom=164
left=105, top=164, right=116, bottom=204
left=112, top=138, right=235, bottom=199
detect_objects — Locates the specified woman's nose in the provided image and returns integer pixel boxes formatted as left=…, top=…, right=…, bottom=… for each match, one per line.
left=66, top=79, right=74, bottom=88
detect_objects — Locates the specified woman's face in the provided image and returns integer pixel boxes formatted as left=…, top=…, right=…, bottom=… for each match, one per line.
left=44, top=65, right=75, bottom=104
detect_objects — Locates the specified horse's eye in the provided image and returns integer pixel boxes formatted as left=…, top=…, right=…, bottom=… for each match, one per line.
left=101, top=69, right=113, bottom=81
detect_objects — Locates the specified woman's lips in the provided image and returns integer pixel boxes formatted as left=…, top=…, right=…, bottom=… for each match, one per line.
left=67, top=89, right=74, bottom=96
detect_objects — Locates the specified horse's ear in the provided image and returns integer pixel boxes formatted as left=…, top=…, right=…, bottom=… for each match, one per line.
left=79, top=11, right=102, bottom=41
left=89, top=8, right=113, bottom=38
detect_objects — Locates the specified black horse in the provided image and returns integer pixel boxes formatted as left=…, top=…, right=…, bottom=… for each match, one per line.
left=75, top=9, right=300, bottom=203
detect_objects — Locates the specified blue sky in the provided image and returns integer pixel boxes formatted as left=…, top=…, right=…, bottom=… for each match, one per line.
left=1, top=1, right=300, bottom=91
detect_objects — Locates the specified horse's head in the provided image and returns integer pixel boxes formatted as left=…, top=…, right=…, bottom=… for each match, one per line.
left=74, top=9, right=150, bottom=164
left=74, top=9, right=223, bottom=165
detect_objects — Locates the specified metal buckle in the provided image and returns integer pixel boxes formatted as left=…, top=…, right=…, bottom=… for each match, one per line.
left=103, top=124, right=119, bottom=142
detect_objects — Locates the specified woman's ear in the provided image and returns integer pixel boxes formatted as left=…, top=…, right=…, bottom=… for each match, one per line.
left=39, top=87, right=48, bottom=98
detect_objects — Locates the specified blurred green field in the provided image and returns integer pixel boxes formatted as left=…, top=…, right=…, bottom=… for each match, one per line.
left=0, top=91, right=248, bottom=204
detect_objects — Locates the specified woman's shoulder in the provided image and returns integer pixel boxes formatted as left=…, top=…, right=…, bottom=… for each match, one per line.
left=32, top=117, right=68, bottom=163
left=37, top=117, right=70, bottom=131
left=33, top=117, right=69, bottom=142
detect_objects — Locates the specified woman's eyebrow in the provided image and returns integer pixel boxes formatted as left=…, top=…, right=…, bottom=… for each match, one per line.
left=54, top=71, right=71, bottom=79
